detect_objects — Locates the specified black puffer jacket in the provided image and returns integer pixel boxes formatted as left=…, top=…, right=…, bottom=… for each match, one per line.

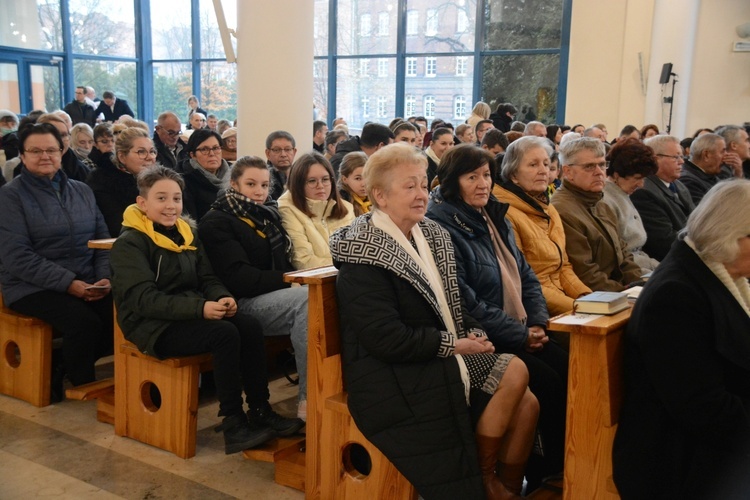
left=86, top=159, right=138, bottom=237
left=427, top=187, right=548, bottom=352
left=329, top=135, right=362, bottom=175
left=330, top=214, right=485, bottom=500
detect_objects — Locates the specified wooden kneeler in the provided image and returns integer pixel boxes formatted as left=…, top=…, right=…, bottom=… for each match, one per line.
left=284, top=268, right=417, bottom=500
left=0, top=292, right=53, bottom=407
left=114, top=315, right=212, bottom=459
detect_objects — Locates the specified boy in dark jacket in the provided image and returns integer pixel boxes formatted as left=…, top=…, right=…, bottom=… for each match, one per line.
left=110, top=165, right=304, bottom=454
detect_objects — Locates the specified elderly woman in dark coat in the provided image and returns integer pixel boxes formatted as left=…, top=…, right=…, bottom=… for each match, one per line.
left=426, top=144, right=569, bottom=493
left=331, top=143, right=539, bottom=500
left=613, top=179, right=750, bottom=500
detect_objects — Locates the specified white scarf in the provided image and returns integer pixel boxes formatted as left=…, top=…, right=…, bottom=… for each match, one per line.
left=686, top=237, right=750, bottom=316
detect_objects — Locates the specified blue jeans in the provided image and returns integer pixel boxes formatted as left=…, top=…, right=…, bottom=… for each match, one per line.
left=238, top=286, right=308, bottom=402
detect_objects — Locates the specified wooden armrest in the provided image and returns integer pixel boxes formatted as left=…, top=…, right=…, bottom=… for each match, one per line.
left=325, top=392, right=349, bottom=415
left=284, top=266, right=338, bottom=285
left=87, top=238, right=116, bottom=250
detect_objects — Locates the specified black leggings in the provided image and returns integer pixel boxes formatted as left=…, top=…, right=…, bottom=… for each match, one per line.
left=10, top=290, right=113, bottom=386
left=517, top=341, right=568, bottom=488
left=153, top=312, right=269, bottom=418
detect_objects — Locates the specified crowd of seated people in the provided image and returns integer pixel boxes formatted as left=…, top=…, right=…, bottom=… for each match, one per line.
left=1, top=98, right=749, bottom=497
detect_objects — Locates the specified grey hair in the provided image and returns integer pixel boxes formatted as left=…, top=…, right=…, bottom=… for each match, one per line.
left=689, top=133, right=724, bottom=162
left=501, top=136, right=554, bottom=182
left=715, top=125, right=744, bottom=148
left=524, top=121, right=545, bottom=136
left=559, top=132, right=581, bottom=148
left=644, top=135, right=680, bottom=154
left=684, top=179, right=750, bottom=264
left=559, top=137, right=605, bottom=166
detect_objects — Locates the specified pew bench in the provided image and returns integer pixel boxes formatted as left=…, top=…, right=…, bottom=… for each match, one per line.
left=0, top=292, right=54, bottom=407
left=548, top=307, right=632, bottom=500
left=284, top=267, right=417, bottom=500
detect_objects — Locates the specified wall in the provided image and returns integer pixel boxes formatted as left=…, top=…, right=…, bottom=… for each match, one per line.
left=566, top=0, right=750, bottom=138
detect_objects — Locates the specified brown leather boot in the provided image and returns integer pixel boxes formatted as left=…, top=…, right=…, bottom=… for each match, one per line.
left=475, top=435, right=521, bottom=500
left=497, top=462, right=527, bottom=495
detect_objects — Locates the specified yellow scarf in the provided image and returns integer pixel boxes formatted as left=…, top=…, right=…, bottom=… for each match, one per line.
left=350, top=192, right=372, bottom=215
left=121, top=204, right=197, bottom=252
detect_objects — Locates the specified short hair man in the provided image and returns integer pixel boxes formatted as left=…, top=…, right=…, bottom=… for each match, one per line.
left=190, top=112, right=207, bottom=132
left=206, top=114, right=219, bottom=132
left=551, top=137, right=644, bottom=291
left=591, top=123, right=609, bottom=142
left=265, top=130, right=297, bottom=200
left=94, top=91, right=134, bottom=123
left=474, top=119, right=494, bottom=145
left=313, top=120, right=328, bottom=153
left=630, top=136, right=696, bottom=261
left=63, top=86, right=96, bottom=127
left=715, top=125, right=750, bottom=179
left=679, top=133, right=726, bottom=205
left=523, top=121, right=546, bottom=138
left=481, top=128, right=509, bottom=155
left=583, top=126, right=606, bottom=142
left=153, top=111, right=187, bottom=170
left=329, top=122, right=394, bottom=174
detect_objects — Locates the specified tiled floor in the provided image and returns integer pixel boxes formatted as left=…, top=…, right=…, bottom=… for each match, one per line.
left=0, top=357, right=305, bottom=500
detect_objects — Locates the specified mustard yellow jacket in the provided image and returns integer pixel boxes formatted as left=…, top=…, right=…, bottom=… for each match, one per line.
left=493, top=183, right=591, bottom=315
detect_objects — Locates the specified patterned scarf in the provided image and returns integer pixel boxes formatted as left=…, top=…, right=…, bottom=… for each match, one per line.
left=210, top=187, right=292, bottom=270
left=330, top=211, right=466, bottom=336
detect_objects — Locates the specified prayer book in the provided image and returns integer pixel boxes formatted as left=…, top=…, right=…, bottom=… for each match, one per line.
left=574, top=291, right=629, bottom=315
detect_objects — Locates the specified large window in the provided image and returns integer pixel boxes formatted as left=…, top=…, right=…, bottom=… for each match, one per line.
left=0, top=0, right=570, bottom=130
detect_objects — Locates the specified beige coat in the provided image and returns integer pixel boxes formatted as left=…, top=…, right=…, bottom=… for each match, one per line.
left=494, top=184, right=591, bottom=316
left=278, top=191, right=355, bottom=270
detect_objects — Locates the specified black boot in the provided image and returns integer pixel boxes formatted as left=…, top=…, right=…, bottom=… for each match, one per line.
left=248, top=402, right=305, bottom=437
left=215, top=413, right=274, bottom=454
left=50, top=350, right=65, bottom=404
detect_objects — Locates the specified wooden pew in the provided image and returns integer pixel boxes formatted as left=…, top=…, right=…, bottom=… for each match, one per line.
left=284, top=267, right=417, bottom=500
left=0, top=291, right=53, bottom=407
left=548, top=307, right=632, bottom=500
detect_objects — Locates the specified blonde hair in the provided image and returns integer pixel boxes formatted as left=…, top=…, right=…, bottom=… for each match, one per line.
left=471, top=101, right=491, bottom=119
left=363, top=143, right=427, bottom=208
left=115, top=127, right=151, bottom=166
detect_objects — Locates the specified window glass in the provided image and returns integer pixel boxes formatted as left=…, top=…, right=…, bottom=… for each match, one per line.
left=405, top=0, right=476, bottom=53
left=484, top=0, right=562, bottom=50
left=200, top=61, right=237, bottom=121
left=423, top=95, right=435, bottom=119
left=313, top=59, right=328, bottom=123
left=377, top=58, right=388, bottom=78
left=151, top=0, right=192, bottom=60
left=200, top=0, right=237, bottom=59
left=337, top=58, right=396, bottom=130
left=69, top=0, right=135, bottom=57
left=405, top=55, right=474, bottom=126
left=406, top=57, right=417, bottom=77
left=454, top=95, right=467, bottom=121
left=0, top=1, right=63, bottom=51
left=314, top=0, right=329, bottom=56
left=482, top=54, right=560, bottom=124
left=378, top=12, right=389, bottom=36
left=30, top=63, right=62, bottom=112
left=337, top=1, right=396, bottom=56
left=74, top=59, right=137, bottom=116
left=405, top=95, right=416, bottom=117
left=0, top=63, right=21, bottom=113
left=153, top=62, right=193, bottom=125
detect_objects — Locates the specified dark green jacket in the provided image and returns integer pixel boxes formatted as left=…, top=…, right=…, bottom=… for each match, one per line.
left=110, top=225, right=231, bottom=357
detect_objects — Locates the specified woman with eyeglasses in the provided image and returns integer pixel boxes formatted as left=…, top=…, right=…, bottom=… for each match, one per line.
left=180, top=129, right=231, bottom=220
left=87, top=127, right=158, bottom=236
left=278, top=152, right=355, bottom=270
left=0, top=123, right=112, bottom=402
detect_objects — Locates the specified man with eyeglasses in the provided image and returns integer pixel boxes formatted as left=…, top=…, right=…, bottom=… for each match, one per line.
left=63, top=86, right=97, bottom=127
left=265, top=130, right=298, bottom=200
left=679, top=133, right=726, bottom=206
left=630, top=136, right=696, bottom=261
left=551, top=137, right=644, bottom=291
left=153, top=111, right=187, bottom=170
